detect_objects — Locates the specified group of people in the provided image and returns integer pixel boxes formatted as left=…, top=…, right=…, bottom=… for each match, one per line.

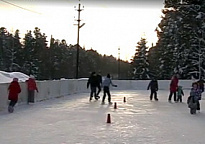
left=147, top=74, right=204, bottom=114
left=7, top=75, right=38, bottom=113
left=87, top=72, right=117, bottom=105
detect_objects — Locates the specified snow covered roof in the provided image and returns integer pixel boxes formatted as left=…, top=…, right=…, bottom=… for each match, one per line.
left=0, top=71, right=29, bottom=83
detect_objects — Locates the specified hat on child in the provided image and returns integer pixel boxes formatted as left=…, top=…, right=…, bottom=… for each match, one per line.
left=13, top=78, right=18, bottom=82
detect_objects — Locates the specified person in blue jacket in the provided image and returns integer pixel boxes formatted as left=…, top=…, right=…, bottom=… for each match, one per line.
left=101, top=74, right=117, bottom=105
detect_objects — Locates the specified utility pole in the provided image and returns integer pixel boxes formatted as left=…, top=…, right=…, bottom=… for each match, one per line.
left=74, top=1, right=85, bottom=79
left=118, top=47, right=120, bottom=80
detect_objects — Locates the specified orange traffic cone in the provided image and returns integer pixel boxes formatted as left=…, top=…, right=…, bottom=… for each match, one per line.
left=114, top=102, right=117, bottom=109
left=106, top=114, right=111, bottom=123
left=123, top=97, right=126, bottom=102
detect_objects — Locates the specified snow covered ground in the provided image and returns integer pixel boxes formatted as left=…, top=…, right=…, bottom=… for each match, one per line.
left=0, top=90, right=205, bottom=144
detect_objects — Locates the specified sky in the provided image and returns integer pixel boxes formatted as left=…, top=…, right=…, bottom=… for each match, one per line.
left=0, top=0, right=164, bottom=61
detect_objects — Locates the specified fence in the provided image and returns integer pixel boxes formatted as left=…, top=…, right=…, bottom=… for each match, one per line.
left=0, top=79, right=195, bottom=111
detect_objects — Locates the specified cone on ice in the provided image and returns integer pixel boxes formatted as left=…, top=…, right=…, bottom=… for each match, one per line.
left=123, top=97, right=126, bottom=102
left=106, top=113, right=111, bottom=123
left=114, top=102, right=117, bottom=109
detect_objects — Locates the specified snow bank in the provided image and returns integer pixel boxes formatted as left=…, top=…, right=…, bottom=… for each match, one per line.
left=0, top=71, right=29, bottom=83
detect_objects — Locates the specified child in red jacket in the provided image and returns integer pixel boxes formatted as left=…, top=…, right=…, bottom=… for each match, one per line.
left=26, top=75, right=38, bottom=104
left=8, top=78, right=21, bottom=113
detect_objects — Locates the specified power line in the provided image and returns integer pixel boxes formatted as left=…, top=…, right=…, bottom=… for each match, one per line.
left=0, top=0, right=41, bottom=15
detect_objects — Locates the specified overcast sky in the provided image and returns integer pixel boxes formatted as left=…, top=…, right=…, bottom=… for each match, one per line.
left=0, top=0, right=164, bottom=61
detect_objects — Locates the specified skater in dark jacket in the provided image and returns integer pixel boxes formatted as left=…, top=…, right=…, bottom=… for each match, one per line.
left=147, top=78, right=159, bottom=101
left=8, top=78, right=21, bottom=113
left=96, top=71, right=102, bottom=96
left=87, top=72, right=99, bottom=101
left=197, top=78, right=204, bottom=93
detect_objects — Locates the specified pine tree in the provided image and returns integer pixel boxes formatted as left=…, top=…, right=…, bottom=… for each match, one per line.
left=22, top=30, right=36, bottom=76
left=0, top=27, right=10, bottom=71
left=153, top=0, right=205, bottom=79
left=131, top=37, right=150, bottom=80
left=33, top=27, right=48, bottom=79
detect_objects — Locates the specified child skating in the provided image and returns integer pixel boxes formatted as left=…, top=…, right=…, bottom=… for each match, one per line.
left=101, top=74, right=117, bottom=105
left=176, top=86, right=184, bottom=102
left=8, top=78, right=21, bottom=113
left=147, top=78, right=159, bottom=101
left=187, top=82, right=202, bottom=114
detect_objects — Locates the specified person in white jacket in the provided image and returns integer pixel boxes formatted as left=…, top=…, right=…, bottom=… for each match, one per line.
left=101, top=74, right=117, bottom=105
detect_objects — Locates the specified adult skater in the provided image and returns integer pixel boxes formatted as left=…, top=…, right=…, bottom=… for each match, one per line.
left=147, top=78, right=159, bottom=101
left=168, top=74, right=179, bottom=102
left=197, top=78, right=204, bottom=93
left=87, top=72, right=99, bottom=101
left=101, top=74, right=117, bottom=105
left=8, top=78, right=21, bottom=113
left=96, top=71, right=102, bottom=96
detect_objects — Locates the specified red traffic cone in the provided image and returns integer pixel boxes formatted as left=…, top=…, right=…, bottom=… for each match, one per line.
left=106, top=114, right=111, bottom=123
left=114, top=102, right=117, bottom=109
left=123, top=97, right=126, bottom=102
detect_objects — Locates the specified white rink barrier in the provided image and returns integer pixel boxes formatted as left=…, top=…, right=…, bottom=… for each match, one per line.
left=0, top=79, right=195, bottom=111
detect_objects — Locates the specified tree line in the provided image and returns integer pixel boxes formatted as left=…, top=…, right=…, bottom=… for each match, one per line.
left=0, top=27, right=131, bottom=80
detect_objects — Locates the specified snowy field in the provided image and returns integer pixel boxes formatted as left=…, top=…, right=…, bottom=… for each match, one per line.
left=0, top=90, right=205, bottom=144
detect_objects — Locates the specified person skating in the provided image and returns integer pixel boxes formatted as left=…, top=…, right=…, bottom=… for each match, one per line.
left=176, top=86, right=184, bottom=103
left=101, top=74, right=117, bottom=105
left=197, top=78, right=204, bottom=93
left=147, top=78, right=159, bottom=101
left=87, top=72, right=99, bottom=101
left=8, top=78, right=21, bottom=113
left=187, top=82, right=202, bottom=114
left=96, top=71, right=102, bottom=97
left=168, top=74, right=179, bottom=102
left=26, top=75, right=38, bottom=104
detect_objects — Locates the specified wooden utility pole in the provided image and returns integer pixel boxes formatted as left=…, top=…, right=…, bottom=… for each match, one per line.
left=75, top=1, right=85, bottom=79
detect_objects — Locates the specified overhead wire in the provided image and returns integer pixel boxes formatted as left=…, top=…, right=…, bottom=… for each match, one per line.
left=0, top=0, right=42, bottom=15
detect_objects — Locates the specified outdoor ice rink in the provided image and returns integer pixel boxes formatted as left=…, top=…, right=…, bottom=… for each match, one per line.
left=0, top=90, right=205, bottom=144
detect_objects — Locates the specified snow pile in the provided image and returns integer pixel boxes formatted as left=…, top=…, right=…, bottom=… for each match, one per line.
left=0, top=71, right=29, bottom=83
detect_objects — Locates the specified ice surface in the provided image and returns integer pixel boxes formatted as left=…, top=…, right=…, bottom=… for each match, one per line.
left=0, top=90, right=205, bottom=144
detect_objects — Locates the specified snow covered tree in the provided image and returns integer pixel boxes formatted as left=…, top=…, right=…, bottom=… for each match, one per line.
left=154, top=7, right=180, bottom=79
left=0, top=28, right=22, bottom=72
left=0, top=27, right=10, bottom=71
left=152, top=0, right=205, bottom=79
left=33, top=27, right=48, bottom=79
left=147, top=45, right=160, bottom=79
left=22, top=30, right=37, bottom=76
left=131, top=37, right=150, bottom=80
left=12, top=29, right=23, bottom=71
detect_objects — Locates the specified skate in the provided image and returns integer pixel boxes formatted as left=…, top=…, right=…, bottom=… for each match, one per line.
left=8, top=106, right=14, bottom=113
left=95, top=96, right=100, bottom=100
left=109, top=102, right=113, bottom=105
left=190, top=108, right=196, bottom=114
left=155, top=98, right=159, bottom=101
left=89, top=96, right=93, bottom=101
